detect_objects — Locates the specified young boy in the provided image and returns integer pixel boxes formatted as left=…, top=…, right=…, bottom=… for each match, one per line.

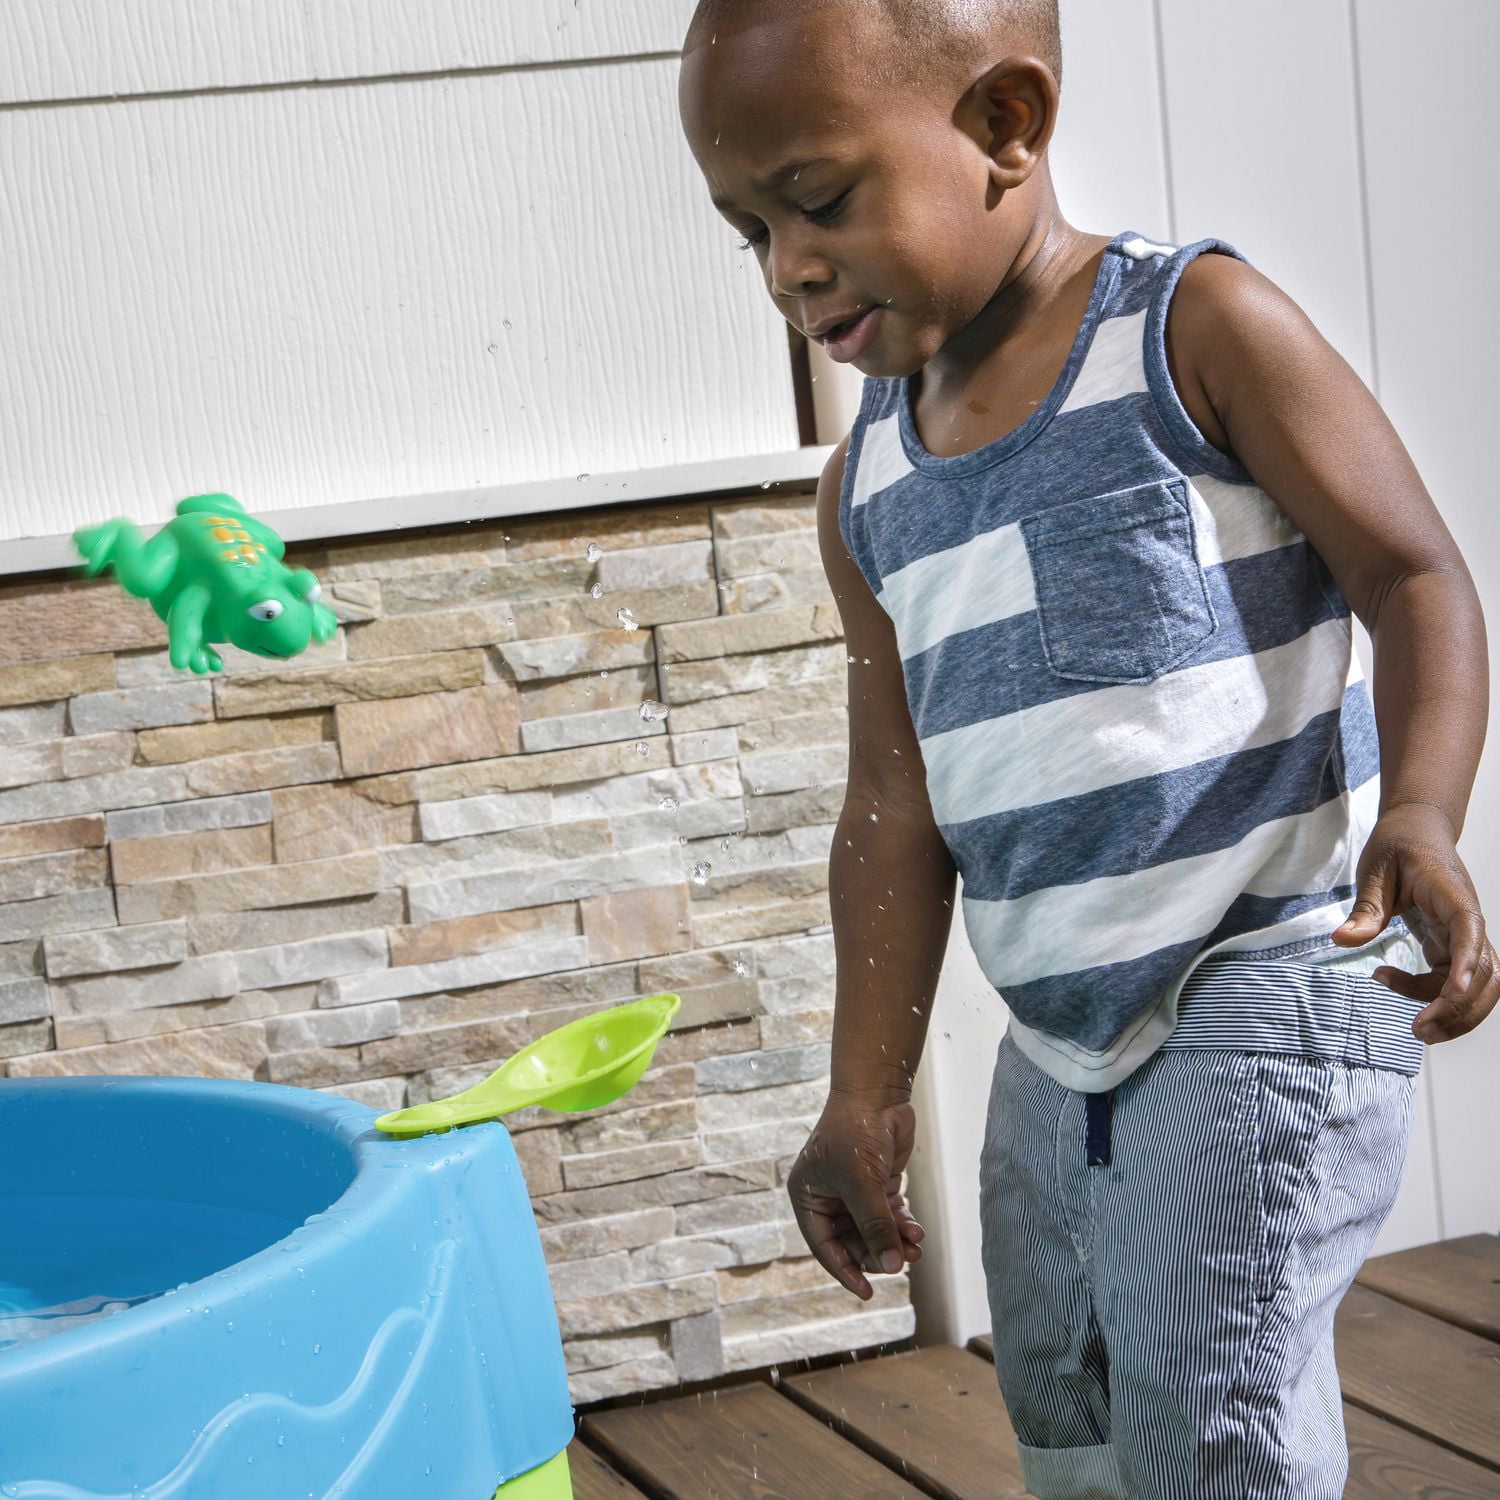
left=679, top=2, right=1495, bottom=1495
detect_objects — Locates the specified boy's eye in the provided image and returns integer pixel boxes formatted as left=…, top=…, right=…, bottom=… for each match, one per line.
left=733, top=190, right=850, bottom=252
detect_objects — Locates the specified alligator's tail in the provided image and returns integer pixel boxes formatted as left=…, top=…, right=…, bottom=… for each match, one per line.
left=175, top=492, right=245, bottom=518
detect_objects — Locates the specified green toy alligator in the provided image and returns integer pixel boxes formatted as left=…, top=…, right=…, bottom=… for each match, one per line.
left=73, top=494, right=337, bottom=674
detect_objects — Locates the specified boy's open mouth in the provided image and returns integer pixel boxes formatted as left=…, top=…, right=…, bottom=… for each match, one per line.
left=813, top=308, right=871, bottom=342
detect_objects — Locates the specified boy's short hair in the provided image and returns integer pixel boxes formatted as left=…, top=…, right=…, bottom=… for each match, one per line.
left=685, top=0, right=1063, bottom=93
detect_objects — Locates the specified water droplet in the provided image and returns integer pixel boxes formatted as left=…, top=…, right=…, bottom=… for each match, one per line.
left=847, top=653, right=856, bottom=663
left=585, top=542, right=603, bottom=562
left=277, top=1435, right=285, bottom=1447
left=590, top=582, right=603, bottom=598
left=690, top=861, right=712, bottom=886
left=502, top=318, right=513, bottom=329
left=634, top=741, right=651, bottom=758
left=226, top=1320, right=235, bottom=1331
left=616, top=607, right=638, bottom=631
left=870, top=811, right=879, bottom=822
left=677, top=834, right=689, bottom=845
left=719, top=839, right=731, bottom=852
left=313, top=1343, right=321, bottom=1355
left=760, top=480, right=772, bottom=490
left=201, top=1307, right=212, bottom=1320
left=639, top=698, right=669, bottom=722
left=732, top=959, right=749, bottom=976
left=659, top=795, right=679, bottom=811
left=577, top=473, right=591, bottom=483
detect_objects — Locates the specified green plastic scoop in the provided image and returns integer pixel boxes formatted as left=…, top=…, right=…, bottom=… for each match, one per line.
left=374, top=992, right=681, bottom=1139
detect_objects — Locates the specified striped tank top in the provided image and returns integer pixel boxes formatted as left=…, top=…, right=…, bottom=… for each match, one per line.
left=839, top=229, right=1419, bottom=1091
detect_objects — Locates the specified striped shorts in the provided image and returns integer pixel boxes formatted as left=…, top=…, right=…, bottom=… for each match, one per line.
left=977, top=928, right=1425, bottom=1499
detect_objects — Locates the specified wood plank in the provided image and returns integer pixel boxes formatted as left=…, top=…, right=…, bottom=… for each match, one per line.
left=1337, top=1284, right=1500, bottom=1472
left=1356, top=1233, right=1500, bottom=1344
left=784, top=1344, right=1028, bottom=1499
left=0, top=63, right=798, bottom=552
left=583, top=1381, right=925, bottom=1500
left=967, top=1334, right=993, bottom=1361
left=1345, top=1404, right=1500, bottom=1500
left=569, top=1440, right=650, bottom=1500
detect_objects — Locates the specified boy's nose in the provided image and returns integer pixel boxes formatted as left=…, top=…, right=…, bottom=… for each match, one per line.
left=769, top=244, right=833, bottom=301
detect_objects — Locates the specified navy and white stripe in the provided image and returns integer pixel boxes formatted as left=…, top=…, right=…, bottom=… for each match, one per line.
left=839, top=229, right=1415, bottom=1089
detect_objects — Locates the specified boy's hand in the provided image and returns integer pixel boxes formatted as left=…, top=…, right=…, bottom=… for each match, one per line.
left=787, top=1089, right=925, bottom=1301
left=1331, top=802, right=1498, bottom=1043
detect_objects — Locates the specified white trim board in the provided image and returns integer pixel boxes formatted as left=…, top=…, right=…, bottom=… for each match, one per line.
left=2, top=446, right=834, bottom=577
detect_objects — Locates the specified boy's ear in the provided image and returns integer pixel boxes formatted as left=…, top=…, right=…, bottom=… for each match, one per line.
left=960, top=55, right=1058, bottom=189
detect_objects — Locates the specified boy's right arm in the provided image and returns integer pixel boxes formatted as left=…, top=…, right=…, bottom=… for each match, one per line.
left=786, top=436, right=959, bottom=1301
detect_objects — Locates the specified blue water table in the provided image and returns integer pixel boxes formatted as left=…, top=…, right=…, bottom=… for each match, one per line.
left=0, top=995, right=680, bottom=1498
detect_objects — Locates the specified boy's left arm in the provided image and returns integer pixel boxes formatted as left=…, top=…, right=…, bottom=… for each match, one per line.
left=1169, top=254, right=1494, bottom=1045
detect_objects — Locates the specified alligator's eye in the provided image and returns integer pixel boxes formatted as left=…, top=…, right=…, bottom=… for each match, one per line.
left=248, top=599, right=284, bottom=622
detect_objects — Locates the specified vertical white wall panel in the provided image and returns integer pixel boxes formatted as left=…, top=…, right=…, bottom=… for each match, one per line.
left=0, top=59, right=798, bottom=542
left=1156, top=0, right=1374, bottom=382
left=1355, top=0, right=1500, bottom=1241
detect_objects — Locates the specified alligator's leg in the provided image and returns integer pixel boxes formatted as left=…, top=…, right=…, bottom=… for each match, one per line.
left=73, top=521, right=181, bottom=599
left=166, top=583, right=216, bottom=673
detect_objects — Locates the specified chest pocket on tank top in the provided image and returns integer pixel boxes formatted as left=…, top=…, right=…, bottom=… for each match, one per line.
left=1019, top=478, right=1218, bottom=684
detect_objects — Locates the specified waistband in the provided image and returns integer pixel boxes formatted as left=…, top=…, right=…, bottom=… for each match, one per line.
left=1160, top=927, right=1426, bottom=1076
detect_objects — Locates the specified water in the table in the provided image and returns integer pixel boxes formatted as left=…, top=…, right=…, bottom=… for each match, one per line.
left=0, top=1195, right=295, bottom=1351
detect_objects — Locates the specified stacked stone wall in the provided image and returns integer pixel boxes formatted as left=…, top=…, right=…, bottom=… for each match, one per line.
left=0, top=485, right=914, bottom=1398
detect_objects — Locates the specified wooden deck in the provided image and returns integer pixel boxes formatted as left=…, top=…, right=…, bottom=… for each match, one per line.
left=565, top=1233, right=1500, bottom=1498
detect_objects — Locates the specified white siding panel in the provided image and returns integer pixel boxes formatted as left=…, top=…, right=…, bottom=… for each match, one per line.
left=1156, top=0, right=1373, bottom=381
left=1356, top=0, right=1500, bottom=1240
left=0, top=59, right=798, bottom=544
left=308, top=1, right=694, bottom=81
left=0, top=1, right=311, bottom=105
left=1051, top=0, right=1171, bottom=241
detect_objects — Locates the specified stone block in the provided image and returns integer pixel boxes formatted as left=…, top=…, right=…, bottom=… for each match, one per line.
left=8, top=1019, right=268, bottom=1079
left=759, top=1009, right=834, bottom=1049
left=656, top=603, right=841, bottom=665
left=755, top=931, right=836, bottom=979
left=710, top=495, right=817, bottom=541
left=666, top=675, right=845, bottom=735
left=418, top=789, right=552, bottom=843
left=697, top=1079, right=827, bottom=1132
left=411, top=735, right=672, bottom=801
left=719, top=567, right=834, bottom=616
left=0, top=740, right=64, bottom=790
left=716, top=532, right=823, bottom=579
left=0, top=1018, right=54, bottom=1059
left=546, top=1251, right=631, bottom=1304
left=593, top=540, right=713, bottom=592
left=115, top=851, right=383, bottom=923
left=68, top=682, right=213, bottom=735
left=185, top=891, right=404, bottom=955
left=116, top=637, right=348, bottom=687
left=580, top=884, right=692, bottom=965
left=271, top=777, right=419, bottom=862
left=0, top=978, right=49, bottom=1025
left=343, top=603, right=520, bottom=660
left=670, top=1309, right=726, bottom=1382
left=265, top=1000, right=401, bottom=1052
left=336, top=683, right=520, bottom=776
left=390, top=902, right=577, bottom=968
left=568, top=1356, right=679, bottom=1405
left=673, top=1187, right=792, bottom=1238
left=692, top=895, right=832, bottom=949
left=517, top=663, right=655, bottom=724
left=496, top=630, right=655, bottom=683
left=0, top=815, right=106, bottom=862
left=0, top=701, right=67, bottom=744
left=554, top=1273, right=717, bottom=1340
left=315, top=530, right=504, bottom=583
left=721, top=1273, right=911, bottom=1341
left=652, top=1017, right=763, bottom=1068
left=562, top=1099, right=697, bottom=1157
left=744, top=784, right=846, bottom=835
left=52, top=954, right=240, bottom=1017
left=630, top=1224, right=784, bottom=1282
left=265, top=1015, right=531, bottom=1090
left=562, top=1332, right=665, bottom=1376
left=559, top=1138, right=701, bottom=1191
left=325, top=580, right=383, bottom=623
left=54, top=984, right=312, bottom=1048
left=317, top=935, right=586, bottom=1007
left=553, top=760, right=741, bottom=822
left=691, top=859, right=828, bottom=910
left=137, top=711, right=329, bottom=766
left=44, top=919, right=188, bottom=978
left=0, top=938, right=43, bottom=981
left=741, top=746, right=848, bottom=797
left=236, top=930, right=389, bottom=990
left=667, top=727, right=740, bottom=766
left=380, top=817, right=611, bottom=887
left=697, top=1043, right=831, bottom=1094
left=0, top=888, right=118, bottom=945
left=110, top=824, right=274, bottom=885
left=106, top=792, right=271, bottom=841
left=213, top=649, right=488, bottom=718
left=0, top=581, right=164, bottom=664
left=757, top=972, right=836, bottom=1014
left=660, top=644, right=845, bottom=706
left=511, top=581, right=719, bottom=639
left=0, top=848, right=109, bottom=905
left=737, top=708, right=847, bottom=755
left=63, top=732, right=137, bottom=780
left=532, top=1160, right=777, bottom=1229
left=716, top=1257, right=831, bottom=1304
left=513, top=1127, right=564, bottom=1197
left=721, top=1301, right=914, bottom=1374
left=700, top=1118, right=818, bottom=1166
left=318, top=1076, right=406, bottom=1110
left=186, top=742, right=344, bottom=797
left=539, top=1208, right=675, bottom=1264
left=0, top=654, right=115, bottom=710
left=518, top=705, right=666, bottom=755
left=406, top=843, right=680, bottom=924
left=607, top=798, right=746, bottom=852
left=378, top=566, right=523, bottom=614
left=0, top=764, right=192, bottom=826
left=504, top=502, right=709, bottom=561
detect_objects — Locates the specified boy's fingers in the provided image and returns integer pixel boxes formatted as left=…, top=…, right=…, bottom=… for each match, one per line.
left=846, top=1185, right=905, bottom=1274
